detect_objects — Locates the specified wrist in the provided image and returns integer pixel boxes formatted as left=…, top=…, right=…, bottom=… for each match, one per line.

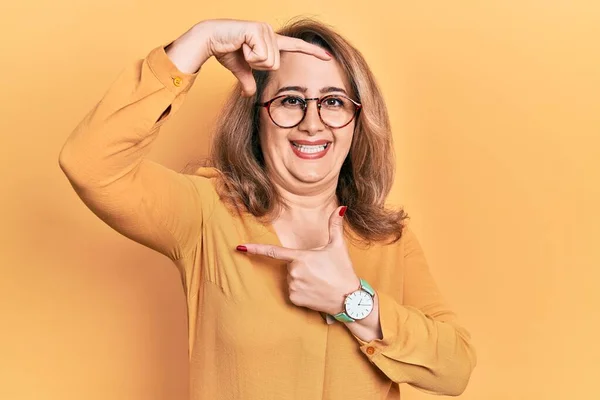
left=190, top=21, right=214, bottom=58
left=166, top=22, right=212, bottom=74
left=331, top=277, right=375, bottom=323
left=332, top=276, right=360, bottom=314
left=344, top=296, right=382, bottom=342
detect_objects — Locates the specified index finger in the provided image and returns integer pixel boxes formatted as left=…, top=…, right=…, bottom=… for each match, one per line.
left=237, top=243, right=301, bottom=262
left=276, top=35, right=332, bottom=61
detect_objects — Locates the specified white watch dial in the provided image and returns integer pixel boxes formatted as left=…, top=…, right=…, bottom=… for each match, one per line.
left=344, top=290, right=374, bottom=320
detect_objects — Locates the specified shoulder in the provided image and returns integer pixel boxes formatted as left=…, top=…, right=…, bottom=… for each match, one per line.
left=351, top=221, right=421, bottom=258
left=380, top=222, right=423, bottom=258
left=189, top=166, right=222, bottom=179
left=184, top=166, right=246, bottom=217
left=176, top=167, right=225, bottom=217
left=399, top=224, right=420, bottom=250
left=184, top=166, right=222, bottom=192
left=395, top=223, right=431, bottom=265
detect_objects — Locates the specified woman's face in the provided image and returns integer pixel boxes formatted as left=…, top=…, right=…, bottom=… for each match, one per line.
left=258, top=51, right=355, bottom=193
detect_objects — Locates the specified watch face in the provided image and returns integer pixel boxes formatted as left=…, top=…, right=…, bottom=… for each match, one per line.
left=344, top=290, right=374, bottom=320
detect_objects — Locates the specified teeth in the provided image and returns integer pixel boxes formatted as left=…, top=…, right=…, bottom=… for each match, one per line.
left=293, top=143, right=329, bottom=154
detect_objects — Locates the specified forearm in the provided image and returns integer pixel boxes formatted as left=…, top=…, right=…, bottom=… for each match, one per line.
left=59, top=46, right=195, bottom=189
left=59, top=20, right=219, bottom=188
left=348, top=292, right=476, bottom=396
left=58, top=45, right=204, bottom=259
left=165, top=21, right=213, bottom=74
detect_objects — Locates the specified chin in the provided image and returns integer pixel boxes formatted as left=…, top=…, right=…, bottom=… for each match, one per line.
left=290, top=169, right=327, bottom=184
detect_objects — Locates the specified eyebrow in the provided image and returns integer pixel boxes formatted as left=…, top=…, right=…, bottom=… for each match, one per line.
left=274, top=86, right=348, bottom=96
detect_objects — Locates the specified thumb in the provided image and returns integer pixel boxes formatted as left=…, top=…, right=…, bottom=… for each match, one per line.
left=238, top=43, right=258, bottom=96
left=328, top=206, right=347, bottom=246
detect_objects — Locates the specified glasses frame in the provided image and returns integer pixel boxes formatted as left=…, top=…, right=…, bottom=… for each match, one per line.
left=256, top=94, right=362, bottom=129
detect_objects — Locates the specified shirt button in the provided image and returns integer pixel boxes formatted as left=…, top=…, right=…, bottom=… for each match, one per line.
left=366, top=347, right=375, bottom=355
left=172, top=76, right=183, bottom=87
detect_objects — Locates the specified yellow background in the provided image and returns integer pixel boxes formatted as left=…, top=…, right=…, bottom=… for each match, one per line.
left=1, top=1, right=598, bottom=399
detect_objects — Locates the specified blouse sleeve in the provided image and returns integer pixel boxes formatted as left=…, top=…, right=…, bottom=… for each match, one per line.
left=355, top=227, right=477, bottom=396
left=58, top=44, right=217, bottom=261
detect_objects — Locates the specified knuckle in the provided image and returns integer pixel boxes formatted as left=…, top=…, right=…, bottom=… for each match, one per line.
left=253, top=52, right=268, bottom=62
left=332, top=218, right=343, bottom=227
left=288, top=281, right=297, bottom=292
left=266, top=247, right=277, bottom=259
left=288, top=268, right=300, bottom=280
left=289, top=292, right=301, bottom=306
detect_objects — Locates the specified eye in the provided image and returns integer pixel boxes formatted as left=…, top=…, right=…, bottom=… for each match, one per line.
left=280, top=96, right=305, bottom=108
left=322, top=96, right=345, bottom=108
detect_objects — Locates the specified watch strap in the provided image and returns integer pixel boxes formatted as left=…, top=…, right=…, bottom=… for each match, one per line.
left=333, top=311, right=355, bottom=323
left=360, top=278, right=375, bottom=296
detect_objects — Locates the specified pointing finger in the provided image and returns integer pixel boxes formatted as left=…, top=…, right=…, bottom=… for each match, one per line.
left=276, top=35, right=332, bottom=60
left=236, top=244, right=300, bottom=262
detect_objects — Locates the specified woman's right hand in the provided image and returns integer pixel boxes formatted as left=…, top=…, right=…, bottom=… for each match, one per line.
left=165, top=19, right=331, bottom=96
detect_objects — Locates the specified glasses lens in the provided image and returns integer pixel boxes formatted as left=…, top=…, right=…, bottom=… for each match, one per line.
left=268, top=96, right=305, bottom=127
left=320, top=96, right=357, bottom=128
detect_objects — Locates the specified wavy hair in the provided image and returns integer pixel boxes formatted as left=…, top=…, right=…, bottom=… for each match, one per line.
left=199, top=17, right=408, bottom=245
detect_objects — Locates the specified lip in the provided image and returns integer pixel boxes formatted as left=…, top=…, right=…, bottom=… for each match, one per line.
left=290, top=141, right=331, bottom=160
left=289, top=139, right=331, bottom=145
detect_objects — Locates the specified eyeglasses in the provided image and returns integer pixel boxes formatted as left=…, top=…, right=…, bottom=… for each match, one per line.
left=256, top=94, right=362, bottom=129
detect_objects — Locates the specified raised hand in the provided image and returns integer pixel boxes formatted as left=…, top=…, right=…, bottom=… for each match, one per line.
left=166, top=19, right=331, bottom=96
left=236, top=206, right=359, bottom=315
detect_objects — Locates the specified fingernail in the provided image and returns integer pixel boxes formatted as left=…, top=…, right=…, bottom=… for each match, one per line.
left=236, top=245, right=247, bottom=252
left=339, top=206, right=348, bottom=217
left=325, top=51, right=332, bottom=58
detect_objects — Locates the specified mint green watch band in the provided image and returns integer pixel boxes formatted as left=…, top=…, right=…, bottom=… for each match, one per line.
left=333, top=311, right=355, bottom=323
left=332, top=279, right=374, bottom=323
left=359, top=278, right=375, bottom=296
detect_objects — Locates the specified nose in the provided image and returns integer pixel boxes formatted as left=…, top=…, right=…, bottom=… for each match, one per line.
left=297, top=98, right=325, bottom=136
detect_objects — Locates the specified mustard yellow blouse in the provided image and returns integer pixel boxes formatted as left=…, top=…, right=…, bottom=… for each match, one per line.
left=59, top=44, right=476, bottom=400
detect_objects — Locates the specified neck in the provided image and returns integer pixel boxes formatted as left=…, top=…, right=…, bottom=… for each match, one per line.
left=271, top=178, right=340, bottom=223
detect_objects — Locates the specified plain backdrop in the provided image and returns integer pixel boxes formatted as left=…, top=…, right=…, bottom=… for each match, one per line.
left=1, top=1, right=598, bottom=399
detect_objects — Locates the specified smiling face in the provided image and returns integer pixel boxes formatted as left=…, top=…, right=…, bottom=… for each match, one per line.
left=258, top=51, right=357, bottom=193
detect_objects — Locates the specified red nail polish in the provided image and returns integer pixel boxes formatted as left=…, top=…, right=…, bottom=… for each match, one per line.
left=339, top=206, right=348, bottom=217
left=325, top=51, right=332, bottom=57
left=236, top=245, right=247, bottom=252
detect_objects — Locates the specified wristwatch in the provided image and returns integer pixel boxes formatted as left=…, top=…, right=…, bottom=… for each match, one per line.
left=333, top=278, right=375, bottom=323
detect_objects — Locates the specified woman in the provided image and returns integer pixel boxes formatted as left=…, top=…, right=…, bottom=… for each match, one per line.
left=59, top=18, right=476, bottom=400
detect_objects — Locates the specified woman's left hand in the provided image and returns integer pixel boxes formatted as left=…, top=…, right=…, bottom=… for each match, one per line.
left=237, top=206, right=359, bottom=315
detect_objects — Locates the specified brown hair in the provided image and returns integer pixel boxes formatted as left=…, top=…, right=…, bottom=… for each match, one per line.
left=199, top=17, right=408, bottom=245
